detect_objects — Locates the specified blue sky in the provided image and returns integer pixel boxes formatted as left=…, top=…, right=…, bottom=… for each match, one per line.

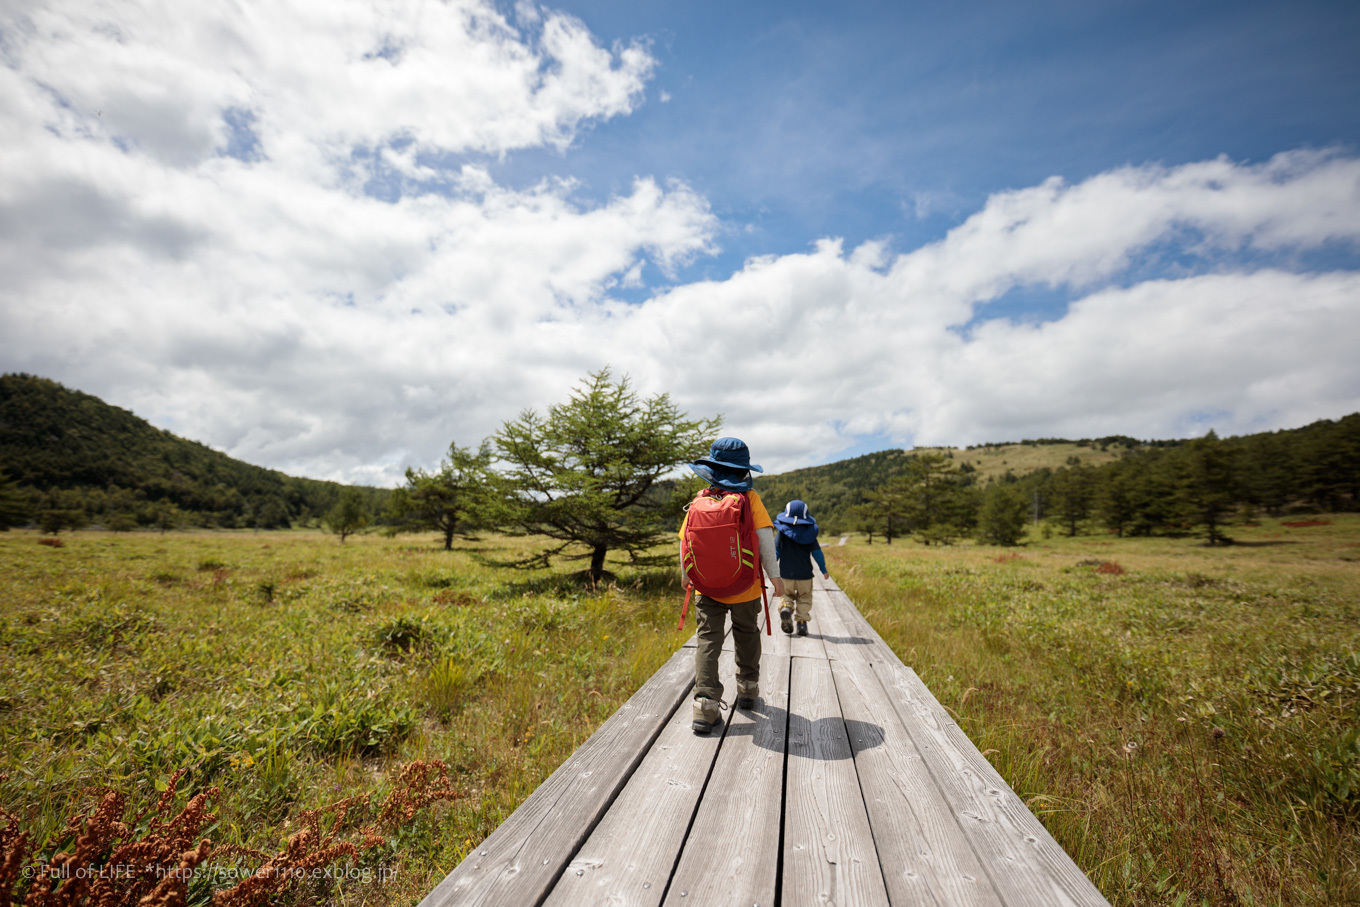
left=2, top=0, right=1359, bottom=482
left=497, top=0, right=1360, bottom=288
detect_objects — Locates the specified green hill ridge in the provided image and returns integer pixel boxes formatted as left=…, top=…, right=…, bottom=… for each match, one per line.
left=0, top=374, right=387, bottom=530
left=3, top=372, right=1356, bottom=541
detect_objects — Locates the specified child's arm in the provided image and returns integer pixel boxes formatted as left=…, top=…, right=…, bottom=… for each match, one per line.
left=758, top=527, right=784, bottom=596
left=812, top=542, right=829, bottom=578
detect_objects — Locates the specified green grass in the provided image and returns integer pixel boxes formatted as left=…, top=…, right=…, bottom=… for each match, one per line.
left=0, top=528, right=689, bottom=905
left=831, top=514, right=1360, bottom=906
left=4, top=518, right=1358, bottom=905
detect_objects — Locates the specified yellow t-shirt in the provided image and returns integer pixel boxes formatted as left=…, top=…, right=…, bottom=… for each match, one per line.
left=679, top=489, right=773, bottom=604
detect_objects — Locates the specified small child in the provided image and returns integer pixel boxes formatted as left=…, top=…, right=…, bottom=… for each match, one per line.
left=774, top=500, right=828, bottom=636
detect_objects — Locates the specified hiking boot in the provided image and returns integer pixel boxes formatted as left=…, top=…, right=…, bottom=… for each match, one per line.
left=736, top=680, right=759, bottom=709
left=796, top=621, right=808, bottom=637
left=779, top=607, right=793, bottom=635
left=691, top=697, right=722, bottom=735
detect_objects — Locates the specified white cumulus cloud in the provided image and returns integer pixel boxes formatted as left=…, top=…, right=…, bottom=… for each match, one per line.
left=1, top=1, right=1357, bottom=484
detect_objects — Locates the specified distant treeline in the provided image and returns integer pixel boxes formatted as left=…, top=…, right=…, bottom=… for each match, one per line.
left=0, top=374, right=389, bottom=532
left=756, top=415, right=1360, bottom=544
left=3, top=371, right=1357, bottom=547
left=1009, top=415, right=1360, bottom=541
left=966, top=434, right=1147, bottom=450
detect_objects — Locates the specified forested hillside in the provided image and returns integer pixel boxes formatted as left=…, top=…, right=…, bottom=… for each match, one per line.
left=754, top=439, right=1138, bottom=532
left=0, top=374, right=388, bottom=530
left=754, top=449, right=915, bottom=531
left=756, top=419, right=1360, bottom=543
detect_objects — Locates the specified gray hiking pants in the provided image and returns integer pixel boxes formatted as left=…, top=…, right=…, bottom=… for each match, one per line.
left=694, top=593, right=761, bottom=703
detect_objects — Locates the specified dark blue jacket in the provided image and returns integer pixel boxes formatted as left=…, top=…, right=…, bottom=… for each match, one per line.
left=775, top=533, right=827, bottom=580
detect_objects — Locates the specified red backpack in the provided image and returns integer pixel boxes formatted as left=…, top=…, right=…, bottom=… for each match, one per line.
left=678, top=488, right=771, bottom=634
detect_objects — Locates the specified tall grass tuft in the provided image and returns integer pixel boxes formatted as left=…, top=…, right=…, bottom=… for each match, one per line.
left=838, top=514, right=1360, bottom=905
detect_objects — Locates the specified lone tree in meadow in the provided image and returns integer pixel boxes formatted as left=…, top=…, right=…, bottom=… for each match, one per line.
left=153, top=501, right=186, bottom=534
left=494, top=368, right=720, bottom=583
left=324, top=487, right=370, bottom=543
left=389, top=441, right=496, bottom=550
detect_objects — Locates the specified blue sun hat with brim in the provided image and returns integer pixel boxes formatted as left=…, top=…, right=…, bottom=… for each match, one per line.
left=689, top=437, right=762, bottom=492
left=774, top=499, right=820, bottom=545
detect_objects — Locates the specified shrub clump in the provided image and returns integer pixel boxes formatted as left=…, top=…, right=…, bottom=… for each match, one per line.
left=1, top=763, right=464, bottom=907
left=295, top=679, right=419, bottom=757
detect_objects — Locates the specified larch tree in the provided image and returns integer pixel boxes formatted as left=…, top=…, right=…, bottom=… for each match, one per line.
left=494, top=369, right=720, bottom=584
left=389, top=441, right=496, bottom=550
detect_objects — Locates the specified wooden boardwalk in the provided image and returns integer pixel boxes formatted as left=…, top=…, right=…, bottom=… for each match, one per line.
left=419, top=577, right=1110, bottom=907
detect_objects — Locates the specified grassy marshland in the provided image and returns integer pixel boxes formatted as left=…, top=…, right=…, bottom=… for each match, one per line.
left=0, top=530, right=686, bottom=904
left=836, top=515, right=1360, bottom=905
left=1, top=516, right=1357, bottom=904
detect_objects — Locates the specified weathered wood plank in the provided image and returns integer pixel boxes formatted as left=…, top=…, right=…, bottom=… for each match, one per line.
left=832, top=654, right=1004, bottom=907
left=543, top=649, right=738, bottom=907
left=819, top=577, right=1108, bottom=905
left=759, top=600, right=788, bottom=658
left=418, top=648, right=694, bottom=907
left=787, top=604, right=828, bottom=660
left=662, top=648, right=790, bottom=906
left=872, top=661, right=1110, bottom=907
left=809, top=586, right=878, bottom=662
left=783, top=656, right=890, bottom=906
left=820, top=586, right=904, bottom=669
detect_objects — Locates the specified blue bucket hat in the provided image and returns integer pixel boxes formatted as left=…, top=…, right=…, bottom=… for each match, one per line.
left=689, top=437, right=763, bottom=492
left=774, top=499, right=820, bottom=544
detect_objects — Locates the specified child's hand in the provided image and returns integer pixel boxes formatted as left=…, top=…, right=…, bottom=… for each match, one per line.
left=822, top=572, right=830, bottom=580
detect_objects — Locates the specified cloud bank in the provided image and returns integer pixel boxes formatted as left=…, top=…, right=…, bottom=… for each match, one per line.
left=2, top=1, right=1357, bottom=483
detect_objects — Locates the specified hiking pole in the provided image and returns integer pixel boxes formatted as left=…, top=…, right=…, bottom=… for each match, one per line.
left=758, top=565, right=772, bottom=636
left=678, top=583, right=694, bottom=631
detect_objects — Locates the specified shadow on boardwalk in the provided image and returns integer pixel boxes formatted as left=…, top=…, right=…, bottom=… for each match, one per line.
left=722, top=706, right=884, bottom=760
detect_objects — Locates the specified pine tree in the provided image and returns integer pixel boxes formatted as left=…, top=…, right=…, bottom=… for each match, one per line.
left=389, top=442, right=496, bottom=550
left=495, top=369, right=720, bottom=583
left=976, top=483, right=1028, bottom=546
left=1094, top=460, right=1137, bottom=537
left=1178, top=430, right=1237, bottom=546
left=324, top=488, right=370, bottom=543
left=0, top=470, right=29, bottom=529
left=895, top=452, right=975, bottom=545
left=863, top=481, right=910, bottom=544
left=1046, top=464, right=1093, bottom=537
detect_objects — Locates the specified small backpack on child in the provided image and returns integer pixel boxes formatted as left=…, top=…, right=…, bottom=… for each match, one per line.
left=678, top=488, right=771, bottom=634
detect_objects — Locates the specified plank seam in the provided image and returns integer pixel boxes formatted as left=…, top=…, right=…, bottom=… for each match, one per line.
left=834, top=584, right=1107, bottom=905
left=826, top=651, right=895, bottom=906
left=773, top=647, right=792, bottom=907
left=835, top=581, right=1010, bottom=903
left=526, top=675, right=695, bottom=907
left=657, top=649, right=744, bottom=906
left=868, top=656, right=1010, bottom=904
